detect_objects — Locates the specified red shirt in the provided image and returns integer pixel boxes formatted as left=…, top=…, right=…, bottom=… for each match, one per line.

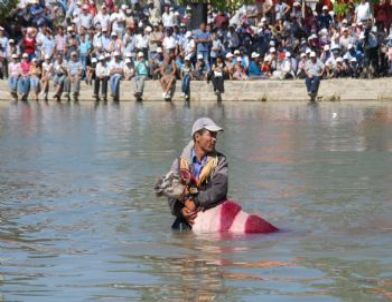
left=23, top=37, right=36, bottom=55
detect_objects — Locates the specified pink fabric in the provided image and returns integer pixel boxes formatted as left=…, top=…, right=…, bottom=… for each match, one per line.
left=193, top=200, right=278, bottom=234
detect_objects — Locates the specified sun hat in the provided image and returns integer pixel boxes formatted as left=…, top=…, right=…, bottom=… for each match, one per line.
left=191, top=117, right=223, bottom=136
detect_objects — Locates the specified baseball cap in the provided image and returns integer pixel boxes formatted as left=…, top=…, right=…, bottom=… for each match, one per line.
left=191, top=117, right=223, bottom=136
left=310, top=51, right=317, bottom=57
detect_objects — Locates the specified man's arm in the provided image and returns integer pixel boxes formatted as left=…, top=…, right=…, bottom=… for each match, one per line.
left=194, top=155, right=228, bottom=210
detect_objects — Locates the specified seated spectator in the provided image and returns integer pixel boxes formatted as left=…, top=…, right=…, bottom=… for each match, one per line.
left=66, top=51, right=83, bottom=101
left=29, top=58, right=41, bottom=101
left=94, top=55, right=110, bottom=101
left=133, top=52, right=149, bottom=100
left=150, top=47, right=164, bottom=79
left=211, top=56, right=225, bottom=96
left=180, top=55, right=193, bottom=101
left=109, top=51, right=124, bottom=101
left=248, top=52, right=263, bottom=78
left=41, top=55, right=53, bottom=101
left=159, top=54, right=177, bottom=101
left=53, top=53, right=68, bottom=101
left=261, top=55, right=273, bottom=78
left=18, top=53, right=31, bottom=101
left=232, top=57, right=248, bottom=80
left=8, top=54, right=21, bottom=101
left=296, top=53, right=308, bottom=78
left=193, top=53, right=208, bottom=80
left=123, top=57, right=134, bottom=80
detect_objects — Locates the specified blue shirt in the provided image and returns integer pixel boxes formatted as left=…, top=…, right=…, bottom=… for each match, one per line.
left=193, top=29, right=211, bottom=53
left=191, top=148, right=208, bottom=180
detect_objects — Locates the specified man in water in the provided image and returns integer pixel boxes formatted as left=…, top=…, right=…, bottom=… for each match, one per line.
left=168, top=117, right=228, bottom=231
left=305, top=51, right=325, bottom=101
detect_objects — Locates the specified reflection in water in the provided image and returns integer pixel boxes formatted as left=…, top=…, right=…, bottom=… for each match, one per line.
left=0, top=101, right=391, bottom=301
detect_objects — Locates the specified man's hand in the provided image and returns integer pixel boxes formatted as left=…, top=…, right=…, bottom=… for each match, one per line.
left=181, top=199, right=197, bottom=225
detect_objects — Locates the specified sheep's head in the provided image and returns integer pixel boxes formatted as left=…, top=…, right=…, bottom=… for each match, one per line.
left=154, top=172, right=186, bottom=199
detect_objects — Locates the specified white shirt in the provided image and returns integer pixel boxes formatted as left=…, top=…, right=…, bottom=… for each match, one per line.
left=96, top=62, right=110, bottom=77
left=163, top=36, right=177, bottom=51
left=355, top=2, right=372, bottom=22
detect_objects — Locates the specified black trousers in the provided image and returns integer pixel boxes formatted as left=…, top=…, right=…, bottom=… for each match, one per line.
left=94, top=77, right=108, bottom=98
left=212, top=75, right=224, bottom=93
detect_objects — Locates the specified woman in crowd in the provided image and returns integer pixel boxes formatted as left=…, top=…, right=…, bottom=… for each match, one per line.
left=18, top=53, right=31, bottom=101
left=29, top=57, right=42, bottom=101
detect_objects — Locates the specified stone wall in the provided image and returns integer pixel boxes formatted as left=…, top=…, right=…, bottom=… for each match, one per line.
left=0, top=78, right=391, bottom=102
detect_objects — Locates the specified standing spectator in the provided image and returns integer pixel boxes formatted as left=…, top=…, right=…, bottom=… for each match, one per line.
left=66, top=51, right=83, bottom=101
left=79, top=4, right=94, bottom=30
left=22, top=28, right=37, bottom=61
left=8, top=54, right=21, bottom=101
left=0, top=27, right=9, bottom=79
left=317, top=6, right=333, bottom=29
left=41, top=54, right=53, bottom=101
left=54, top=26, right=67, bottom=56
left=232, top=57, right=248, bottom=80
left=108, top=31, right=123, bottom=54
left=180, top=55, right=193, bottom=101
left=162, top=5, right=175, bottom=28
left=18, top=53, right=31, bottom=101
left=79, top=31, right=92, bottom=71
left=149, top=23, right=163, bottom=59
left=159, top=54, right=177, bottom=101
left=193, top=23, right=211, bottom=68
left=355, top=0, right=373, bottom=23
left=304, top=52, right=325, bottom=101
left=133, top=51, right=149, bottom=101
left=374, top=0, right=392, bottom=32
left=94, top=55, right=110, bottom=101
left=29, top=58, right=41, bottom=101
left=94, top=5, right=111, bottom=30
left=109, top=51, right=124, bottom=101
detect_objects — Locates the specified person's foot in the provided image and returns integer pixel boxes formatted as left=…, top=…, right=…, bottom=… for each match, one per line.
left=162, top=92, right=166, bottom=99
left=184, top=94, right=190, bottom=101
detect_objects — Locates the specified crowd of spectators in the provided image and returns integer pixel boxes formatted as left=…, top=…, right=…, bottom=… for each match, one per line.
left=0, top=0, right=391, bottom=101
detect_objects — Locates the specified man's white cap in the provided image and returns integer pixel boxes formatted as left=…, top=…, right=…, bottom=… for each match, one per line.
left=251, top=52, right=260, bottom=58
left=44, top=54, right=51, bottom=60
left=98, top=55, right=105, bottom=60
left=322, top=5, right=328, bottom=10
left=324, top=44, right=330, bottom=51
left=91, top=57, right=97, bottom=63
left=121, top=4, right=128, bottom=9
left=350, top=57, right=357, bottom=62
left=261, top=17, right=267, bottom=23
left=9, top=39, right=15, bottom=44
left=342, top=18, right=348, bottom=23
left=0, top=26, right=4, bottom=31
left=308, top=33, right=317, bottom=40
left=269, top=40, right=276, bottom=46
left=111, top=31, right=117, bottom=36
left=269, top=47, right=276, bottom=53
left=125, top=58, right=131, bottom=63
left=225, top=52, right=233, bottom=59
left=348, top=43, right=354, bottom=49
left=137, top=51, right=144, bottom=57
left=237, top=57, right=243, bottom=62
left=185, top=54, right=192, bottom=61
left=305, top=48, right=312, bottom=54
left=336, top=57, right=343, bottom=62
left=125, top=52, right=132, bottom=57
left=145, top=26, right=152, bottom=32
left=22, top=53, right=29, bottom=58
left=197, top=53, right=203, bottom=60
left=264, top=55, right=272, bottom=62
left=293, top=1, right=300, bottom=6
left=234, top=49, right=240, bottom=55
left=309, top=51, right=317, bottom=57
left=113, top=51, right=120, bottom=56
left=105, top=53, right=111, bottom=58
left=185, top=31, right=192, bottom=38
left=157, top=47, right=163, bottom=53
left=67, top=26, right=74, bottom=31
left=191, top=117, right=223, bottom=136
left=12, top=54, right=18, bottom=58
left=300, top=52, right=306, bottom=58
left=286, top=51, right=291, bottom=57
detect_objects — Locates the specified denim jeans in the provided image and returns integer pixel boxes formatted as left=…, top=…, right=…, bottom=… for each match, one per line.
left=8, top=76, right=19, bottom=93
left=110, top=74, right=122, bottom=100
left=181, top=74, right=190, bottom=95
left=305, top=76, right=320, bottom=94
left=18, top=76, right=30, bottom=97
left=30, top=76, right=40, bottom=93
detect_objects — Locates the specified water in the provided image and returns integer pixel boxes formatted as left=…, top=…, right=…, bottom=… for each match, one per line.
left=0, top=101, right=391, bottom=302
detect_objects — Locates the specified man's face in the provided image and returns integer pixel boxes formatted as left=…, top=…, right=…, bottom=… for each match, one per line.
left=195, top=130, right=217, bottom=154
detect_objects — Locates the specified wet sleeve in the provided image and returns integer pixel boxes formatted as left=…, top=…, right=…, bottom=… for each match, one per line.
left=194, top=156, right=228, bottom=210
left=167, top=158, right=184, bottom=217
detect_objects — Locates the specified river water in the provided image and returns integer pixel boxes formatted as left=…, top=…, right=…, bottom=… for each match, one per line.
left=0, top=101, right=391, bottom=302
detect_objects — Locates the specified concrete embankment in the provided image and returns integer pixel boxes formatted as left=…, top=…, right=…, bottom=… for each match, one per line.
left=0, top=78, right=391, bottom=102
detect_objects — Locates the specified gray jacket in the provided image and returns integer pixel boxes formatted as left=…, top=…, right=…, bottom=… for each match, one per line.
left=168, top=140, right=228, bottom=217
